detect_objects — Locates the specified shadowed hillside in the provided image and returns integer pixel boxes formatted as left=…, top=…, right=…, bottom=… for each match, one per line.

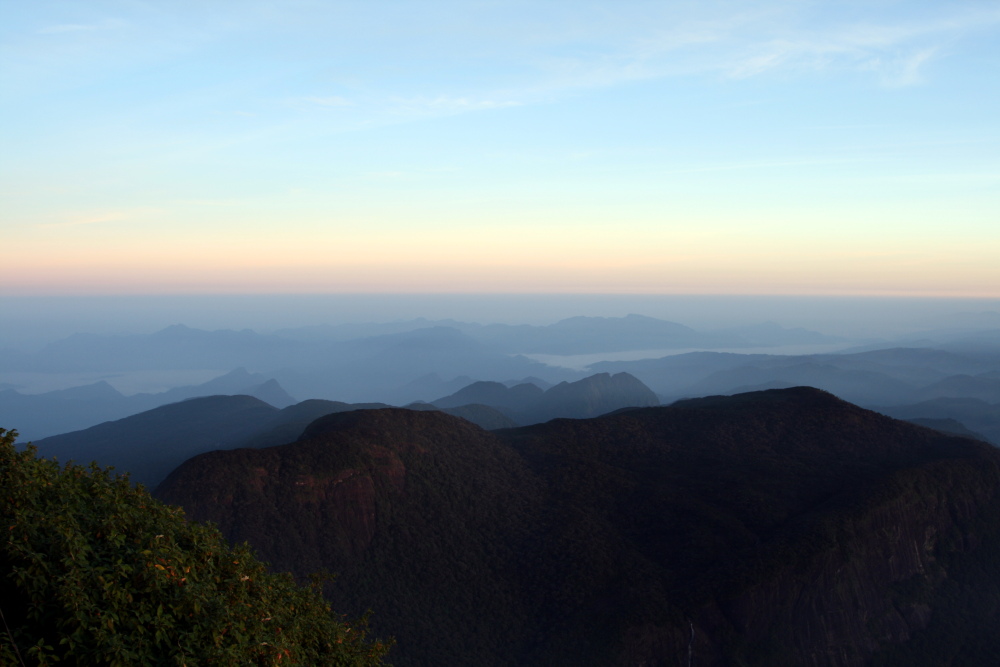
left=157, top=388, right=1000, bottom=666
left=32, top=395, right=280, bottom=488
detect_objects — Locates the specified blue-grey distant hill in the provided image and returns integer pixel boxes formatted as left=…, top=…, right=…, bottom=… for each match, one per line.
left=592, top=347, right=1000, bottom=407
left=25, top=394, right=520, bottom=488
left=0, top=368, right=295, bottom=441
left=880, top=397, right=1000, bottom=446
left=1, top=315, right=853, bottom=376
left=431, top=372, right=659, bottom=425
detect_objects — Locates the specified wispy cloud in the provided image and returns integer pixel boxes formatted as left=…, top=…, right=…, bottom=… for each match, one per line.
left=37, top=19, right=124, bottom=35
left=717, top=8, right=1000, bottom=85
left=513, top=5, right=1000, bottom=95
left=876, top=48, right=938, bottom=87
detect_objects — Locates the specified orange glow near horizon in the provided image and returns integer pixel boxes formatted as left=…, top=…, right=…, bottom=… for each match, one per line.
left=5, top=217, right=998, bottom=297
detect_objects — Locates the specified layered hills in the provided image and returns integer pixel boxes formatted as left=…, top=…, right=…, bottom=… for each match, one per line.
left=156, top=387, right=1000, bottom=666
left=0, top=367, right=295, bottom=441
left=29, top=373, right=657, bottom=486
left=431, top=371, right=659, bottom=424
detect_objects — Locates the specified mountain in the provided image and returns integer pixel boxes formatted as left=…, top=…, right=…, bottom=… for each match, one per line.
left=879, top=397, right=1000, bottom=445
left=467, top=314, right=740, bottom=354
left=31, top=395, right=280, bottom=488
left=687, top=361, right=916, bottom=406
left=593, top=346, right=1000, bottom=406
left=268, top=315, right=856, bottom=355
left=431, top=372, right=659, bottom=424
left=156, top=388, right=1000, bottom=666
left=405, top=402, right=518, bottom=430
left=910, top=373, right=1000, bottom=403
left=0, top=382, right=131, bottom=440
left=531, top=371, right=660, bottom=420
left=270, top=326, right=563, bottom=404
left=128, top=367, right=297, bottom=410
left=226, top=399, right=393, bottom=449
left=713, top=321, right=850, bottom=347
left=431, top=380, right=544, bottom=411
left=903, top=417, right=990, bottom=441
left=0, top=368, right=295, bottom=440
left=23, top=395, right=516, bottom=486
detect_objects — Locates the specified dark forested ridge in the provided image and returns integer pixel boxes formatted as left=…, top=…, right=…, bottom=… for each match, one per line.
left=156, top=387, right=1000, bottom=666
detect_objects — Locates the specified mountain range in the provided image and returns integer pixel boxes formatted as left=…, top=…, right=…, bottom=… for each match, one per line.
left=431, top=371, right=659, bottom=424
left=154, top=387, right=1000, bottom=666
left=4, top=316, right=999, bottom=443
left=0, top=367, right=296, bottom=441
left=28, top=372, right=656, bottom=487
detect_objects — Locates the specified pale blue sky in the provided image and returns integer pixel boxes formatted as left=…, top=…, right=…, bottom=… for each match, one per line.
left=2, top=1, right=999, bottom=295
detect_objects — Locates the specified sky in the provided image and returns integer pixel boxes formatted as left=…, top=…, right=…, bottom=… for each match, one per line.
left=2, top=0, right=999, bottom=297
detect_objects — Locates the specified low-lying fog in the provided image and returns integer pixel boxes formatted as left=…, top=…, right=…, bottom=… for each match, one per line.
left=5, top=294, right=1000, bottom=351
left=2, top=293, right=999, bottom=445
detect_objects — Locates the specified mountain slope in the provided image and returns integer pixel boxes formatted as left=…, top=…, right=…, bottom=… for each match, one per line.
left=0, top=368, right=294, bottom=440
left=32, top=395, right=280, bottom=488
left=156, top=388, right=1000, bottom=666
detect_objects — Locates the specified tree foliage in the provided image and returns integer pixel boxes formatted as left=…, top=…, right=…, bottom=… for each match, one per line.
left=0, top=428, right=391, bottom=667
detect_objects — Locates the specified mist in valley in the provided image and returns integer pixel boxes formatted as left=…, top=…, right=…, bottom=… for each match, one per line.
left=3, top=293, right=999, bottom=446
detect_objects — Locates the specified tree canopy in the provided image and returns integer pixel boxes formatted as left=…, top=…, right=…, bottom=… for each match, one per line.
left=0, top=428, right=391, bottom=666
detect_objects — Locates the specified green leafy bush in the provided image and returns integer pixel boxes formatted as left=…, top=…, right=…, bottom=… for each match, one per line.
left=0, top=428, right=391, bottom=666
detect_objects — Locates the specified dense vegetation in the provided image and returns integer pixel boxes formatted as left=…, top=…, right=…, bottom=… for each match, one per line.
left=158, top=390, right=1000, bottom=666
left=0, top=428, right=391, bottom=667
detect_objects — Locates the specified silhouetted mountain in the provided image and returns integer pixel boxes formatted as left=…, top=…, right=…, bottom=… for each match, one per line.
left=271, top=326, right=561, bottom=404
left=156, top=387, right=1000, bottom=666
left=271, top=314, right=860, bottom=356
left=405, top=402, right=518, bottom=430
left=937, top=329, right=1000, bottom=355
left=0, top=368, right=295, bottom=440
left=531, top=371, right=659, bottom=421
left=880, top=397, right=1000, bottom=445
left=594, top=347, right=1000, bottom=406
left=32, top=395, right=280, bottom=488
left=272, top=318, right=474, bottom=342
left=432, top=372, right=658, bottom=424
left=432, top=380, right=544, bottom=411
left=903, top=417, right=989, bottom=441
left=713, top=321, right=849, bottom=347
left=23, top=394, right=515, bottom=485
left=0, top=382, right=130, bottom=441
left=468, top=314, right=741, bottom=354
left=229, top=399, right=393, bottom=450
left=911, top=373, right=1000, bottom=403
left=502, top=376, right=553, bottom=390
left=690, top=361, right=915, bottom=406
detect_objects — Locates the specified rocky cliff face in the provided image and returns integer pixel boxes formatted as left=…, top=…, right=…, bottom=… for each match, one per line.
left=156, top=388, right=1000, bottom=666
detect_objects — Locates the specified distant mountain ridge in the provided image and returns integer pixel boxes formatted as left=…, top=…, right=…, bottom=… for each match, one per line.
left=28, top=392, right=522, bottom=486
left=593, top=346, right=1000, bottom=408
left=431, top=371, right=659, bottom=424
left=0, top=368, right=295, bottom=440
